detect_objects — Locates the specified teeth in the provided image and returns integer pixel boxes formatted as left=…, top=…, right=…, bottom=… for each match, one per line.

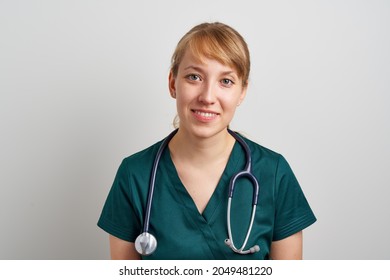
left=194, top=111, right=217, bottom=118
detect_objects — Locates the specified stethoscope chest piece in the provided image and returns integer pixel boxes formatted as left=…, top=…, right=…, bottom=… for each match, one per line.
left=135, top=232, right=157, bottom=256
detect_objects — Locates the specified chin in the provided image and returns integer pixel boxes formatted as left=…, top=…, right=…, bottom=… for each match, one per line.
left=183, top=124, right=228, bottom=139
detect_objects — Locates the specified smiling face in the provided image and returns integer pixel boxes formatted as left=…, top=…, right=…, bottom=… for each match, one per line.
left=169, top=50, right=247, bottom=139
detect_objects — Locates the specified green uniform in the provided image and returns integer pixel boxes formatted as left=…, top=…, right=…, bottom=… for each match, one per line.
left=98, top=134, right=316, bottom=259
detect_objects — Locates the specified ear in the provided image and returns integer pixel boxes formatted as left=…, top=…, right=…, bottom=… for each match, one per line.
left=237, top=84, right=248, bottom=106
left=168, top=71, right=176, bottom=99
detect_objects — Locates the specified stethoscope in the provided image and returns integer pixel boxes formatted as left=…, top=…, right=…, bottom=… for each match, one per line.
left=135, top=129, right=260, bottom=256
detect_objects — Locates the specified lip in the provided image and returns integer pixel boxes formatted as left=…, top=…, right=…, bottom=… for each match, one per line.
left=191, top=109, right=219, bottom=122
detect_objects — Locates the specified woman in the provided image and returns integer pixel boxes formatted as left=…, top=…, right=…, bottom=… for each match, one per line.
left=98, top=22, right=316, bottom=260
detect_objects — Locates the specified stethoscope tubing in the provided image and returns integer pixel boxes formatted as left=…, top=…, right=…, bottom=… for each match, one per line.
left=226, top=198, right=257, bottom=254
left=225, top=129, right=260, bottom=254
left=142, top=129, right=178, bottom=233
left=227, top=129, right=259, bottom=205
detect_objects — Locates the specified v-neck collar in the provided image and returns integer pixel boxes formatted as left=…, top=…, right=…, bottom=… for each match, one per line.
left=162, top=140, right=243, bottom=223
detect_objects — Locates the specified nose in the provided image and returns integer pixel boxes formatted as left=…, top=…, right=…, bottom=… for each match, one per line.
left=198, top=82, right=216, bottom=105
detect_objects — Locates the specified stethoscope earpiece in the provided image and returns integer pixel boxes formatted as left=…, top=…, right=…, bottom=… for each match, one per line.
left=250, top=245, right=260, bottom=253
left=225, top=238, right=260, bottom=254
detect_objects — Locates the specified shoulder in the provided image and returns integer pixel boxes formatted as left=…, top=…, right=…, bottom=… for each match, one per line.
left=237, top=133, right=295, bottom=178
left=120, top=139, right=163, bottom=174
left=124, top=140, right=161, bottom=162
left=239, top=134, right=283, bottom=163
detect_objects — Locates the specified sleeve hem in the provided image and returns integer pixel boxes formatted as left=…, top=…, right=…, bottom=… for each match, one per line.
left=272, top=213, right=317, bottom=241
left=97, top=217, right=139, bottom=243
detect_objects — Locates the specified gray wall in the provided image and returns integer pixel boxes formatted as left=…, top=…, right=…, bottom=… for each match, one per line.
left=1, top=0, right=389, bottom=259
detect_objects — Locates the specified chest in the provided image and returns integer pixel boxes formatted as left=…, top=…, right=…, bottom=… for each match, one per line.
left=141, top=146, right=276, bottom=260
left=174, top=161, right=226, bottom=214
left=146, top=164, right=274, bottom=260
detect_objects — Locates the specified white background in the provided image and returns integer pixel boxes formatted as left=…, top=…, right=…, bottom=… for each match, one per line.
left=1, top=0, right=389, bottom=259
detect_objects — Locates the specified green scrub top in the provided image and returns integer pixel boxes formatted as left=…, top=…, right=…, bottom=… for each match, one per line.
left=98, top=135, right=316, bottom=259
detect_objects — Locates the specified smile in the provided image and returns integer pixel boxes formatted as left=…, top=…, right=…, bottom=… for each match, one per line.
left=192, top=110, right=219, bottom=121
left=194, top=110, right=217, bottom=117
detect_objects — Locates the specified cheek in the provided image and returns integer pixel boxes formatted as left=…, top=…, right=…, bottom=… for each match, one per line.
left=175, top=94, right=190, bottom=116
left=176, top=83, right=196, bottom=104
left=220, top=94, right=240, bottom=111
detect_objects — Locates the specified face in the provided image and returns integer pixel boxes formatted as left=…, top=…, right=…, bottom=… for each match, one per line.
left=169, top=50, right=247, bottom=139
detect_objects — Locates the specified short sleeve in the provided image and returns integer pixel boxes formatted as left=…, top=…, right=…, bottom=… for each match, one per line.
left=97, top=159, right=141, bottom=242
left=272, top=155, right=316, bottom=241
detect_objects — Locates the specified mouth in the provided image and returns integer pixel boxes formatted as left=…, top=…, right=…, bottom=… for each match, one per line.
left=191, top=109, right=219, bottom=121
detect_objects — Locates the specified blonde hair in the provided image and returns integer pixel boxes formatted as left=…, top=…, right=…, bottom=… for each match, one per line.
left=170, top=22, right=250, bottom=128
left=170, top=22, right=250, bottom=86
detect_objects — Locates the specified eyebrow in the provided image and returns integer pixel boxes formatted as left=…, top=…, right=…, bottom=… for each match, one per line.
left=183, top=65, right=204, bottom=72
left=183, top=65, right=238, bottom=77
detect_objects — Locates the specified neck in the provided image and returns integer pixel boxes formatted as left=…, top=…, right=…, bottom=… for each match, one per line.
left=168, top=128, right=235, bottom=165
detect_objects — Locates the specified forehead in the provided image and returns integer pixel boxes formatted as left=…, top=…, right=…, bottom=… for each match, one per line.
left=179, top=49, right=239, bottom=75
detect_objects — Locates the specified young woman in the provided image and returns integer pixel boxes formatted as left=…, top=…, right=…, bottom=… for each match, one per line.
left=98, top=22, right=316, bottom=260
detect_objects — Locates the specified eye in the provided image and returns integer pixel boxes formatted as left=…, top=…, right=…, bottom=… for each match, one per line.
left=186, top=74, right=201, bottom=81
left=221, top=78, right=234, bottom=87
